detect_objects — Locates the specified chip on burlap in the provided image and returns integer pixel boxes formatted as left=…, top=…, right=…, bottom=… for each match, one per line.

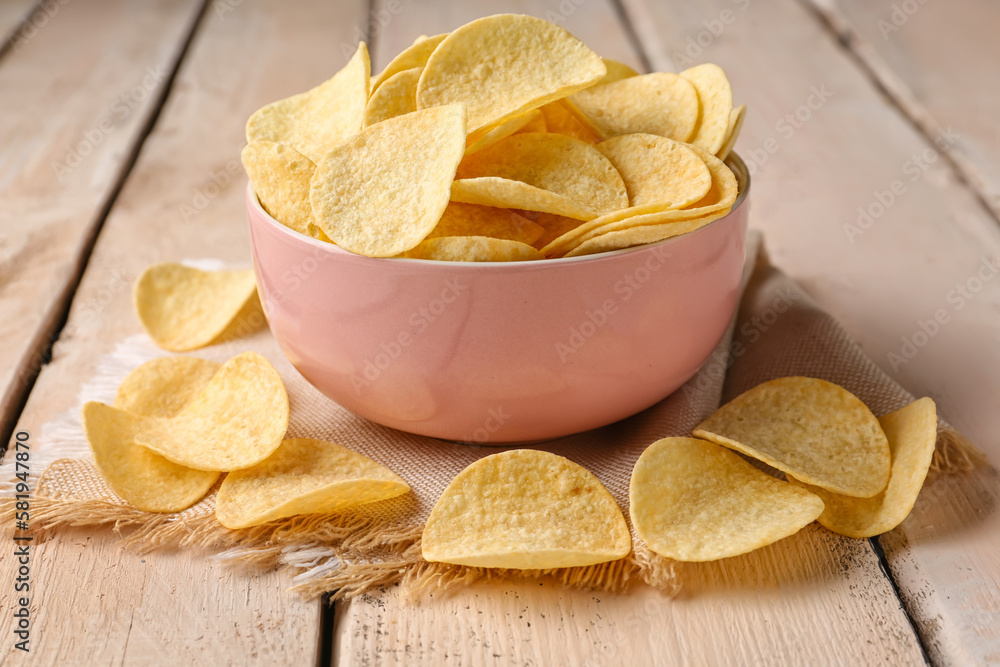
left=11, top=233, right=984, bottom=602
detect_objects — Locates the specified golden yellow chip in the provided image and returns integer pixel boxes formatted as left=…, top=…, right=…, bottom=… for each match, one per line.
left=597, top=57, right=639, bottom=85
left=115, top=357, right=222, bottom=418
left=455, top=133, right=628, bottom=218
left=514, top=109, right=547, bottom=134
left=685, top=144, right=739, bottom=210
left=630, top=437, right=824, bottom=561
left=417, top=14, right=605, bottom=134
left=562, top=210, right=728, bottom=257
left=717, top=104, right=746, bottom=161
left=134, top=264, right=258, bottom=352
left=694, top=377, right=891, bottom=498
left=401, top=236, right=543, bottom=262
left=681, top=63, right=734, bottom=154
left=241, top=141, right=316, bottom=237
left=451, top=178, right=593, bottom=220
left=215, top=438, right=410, bottom=529
left=570, top=73, right=699, bottom=141
left=538, top=100, right=602, bottom=143
left=85, top=352, right=289, bottom=472
left=426, top=202, right=544, bottom=245
left=529, top=212, right=586, bottom=249
left=422, top=450, right=631, bottom=568
left=789, top=398, right=937, bottom=537
left=465, top=110, right=543, bottom=155
left=310, top=104, right=466, bottom=257
left=82, top=356, right=224, bottom=512
left=371, top=33, right=446, bottom=92
left=246, top=43, right=370, bottom=163
left=595, top=133, right=711, bottom=208
left=363, top=67, right=420, bottom=127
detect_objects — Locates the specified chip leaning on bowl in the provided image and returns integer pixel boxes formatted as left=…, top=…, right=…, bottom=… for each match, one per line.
left=242, top=13, right=747, bottom=261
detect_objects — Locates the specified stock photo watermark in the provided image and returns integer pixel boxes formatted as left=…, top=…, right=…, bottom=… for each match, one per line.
left=7, top=0, right=71, bottom=53
left=887, top=254, right=999, bottom=372
left=178, top=159, right=243, bottom=222
left=672, top=0, right=751, bottom=68
left=876, top=0, right=931, bottom=39
left=741, top=84, right=834, bottom=176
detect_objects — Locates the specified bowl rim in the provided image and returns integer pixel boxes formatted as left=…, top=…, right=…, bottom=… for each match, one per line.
left=248, top=152, right=751, bottom=268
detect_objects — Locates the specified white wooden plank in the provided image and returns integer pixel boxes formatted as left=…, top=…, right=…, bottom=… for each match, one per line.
left=0, top=0, right=372, bottom=662
left=331, top=1, right=929, bottom=664
left=620, top=0, right=1000, bottom=663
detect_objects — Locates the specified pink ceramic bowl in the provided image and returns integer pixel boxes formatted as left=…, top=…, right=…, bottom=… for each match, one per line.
left=247, top=155, right=750, bottom=443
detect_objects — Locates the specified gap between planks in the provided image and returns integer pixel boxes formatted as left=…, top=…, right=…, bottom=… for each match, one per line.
left=0, top=0, right=211, bottom=458
left=800, top=0, right=1000, bottom=226
left=0, top=0, right=43, bottom=62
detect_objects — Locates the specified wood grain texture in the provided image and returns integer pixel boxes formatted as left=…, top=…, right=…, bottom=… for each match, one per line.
left=335, top=527, right=925, bottom=665
left=0, top=0, right=37, bottom=50
left=806, top=0, right=1000, bottom=220
left=620, top=0, right=1000, bottom=663
left=0, top=0, right=368, bottom=663
left=0, top=0, right=203, bottom=445
left=331, top=1, right=929, bottom=663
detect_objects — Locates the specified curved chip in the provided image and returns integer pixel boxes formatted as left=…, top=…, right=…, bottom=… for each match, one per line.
left=134, top=264, right=258, bottom=352
left=82, top=356, right=224, bottom=513
left=694, top=377, right=891, bottom=498
left=417, top=14, right=605, bottom=133
left=595, top=133, right=711, bottom=208
left=455, top=133, right=628, bottom=218
left=538, top=100, right=602, bottom=144
left=597, top=57, right=639, bottom=85
left=422, top=449, right=631, bottom=569
left=681, top=63, right=734, bottom=154
left=685, top=144, right=739, bottom=210
left=630, top=437, right=824, bottom=561
left=241, top=141, right=317, bottom=237
left=451, top=178, right=595, bottom=220
left=363, top=67, right=420, bottom=127
left=513, top=109, right=547, bottom=134
left=371, top=33, right=446, bottom=92
left=215, top=438, right=410, bottom=529
left=717, top=104, right=746, bottom=161
left=426, top=202, right=544, bottom=245
left=87, top=352, right=290, bottom=472
left=115, top=357, right=222, bottom=418
left=562, top=210, right=728, bottom=257
left=570, top=73, right=699, bottom=141
left=789, top=398, right=937, bottom=537
left=465, top=110, right=542, bottom=155
left=401, top=236, right=543, bottom=262
left=246, top=43, right=369, bottom=163
left=310, top=104, right=466, bottom=257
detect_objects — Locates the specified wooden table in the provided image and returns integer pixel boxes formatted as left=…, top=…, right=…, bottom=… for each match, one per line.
left=1, top=0, right=998, bottom=663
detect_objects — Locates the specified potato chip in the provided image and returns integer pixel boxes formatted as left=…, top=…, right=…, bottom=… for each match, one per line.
left=570, top=73, right=699, bottom=141
left=538, top=100, right=602, bottom=143
left=789, top=398, right=937, bottom=537
left=401, top=236, right=543, bottom=262
left=514, top=110, right=547, bottom=134
left=310, top=104, right=466, bottom=257
left=371, top=33, right=446, bottom=92
left=363, top=67, right=420, bottom=127
left=246, top=43, right=369, bottom=163
left=562, top=210, right=728, bottom=257
left=598, top=57, right=639, bottom=85
left=717, top=104, right=746, bottom=161
left=215, top=438, right=410, bottom=529
left=681, top=63, right=733, bottom=154
left=595, top=133, right=711, bottom=208
left=82, top=356, right=224, bottom=512
left=685, top=144, right=739, bottom=210
left=451, top=178, right=593, bottom=220
left=694, top=377, right=891, bottom=498
left=425, top=202, right=544, bottom=245
left=115, top=357, right=221, bottom=417
left=85, top=352, right=289, bottom=472
left=417, top=14, right=605, bottom=134
left=241, top=141, right=317, bottom=237
left=134, top=264, right=258, bottom=352
left=84, top=402, right=220, bottom=513
left=455, top=133, right=628, bottom=217
left=529, top=212, right=585, bottom=249
left=465, top=110, right=543, bottom=155
left=422, top=450, right=630, bottom=568
left=630, top=438, right=824, bottom=561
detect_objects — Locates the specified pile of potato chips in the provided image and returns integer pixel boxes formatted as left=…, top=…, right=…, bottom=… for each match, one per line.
left=422, top=377, right=938, bottom=567
left=242, top=14, right=746, bottom=262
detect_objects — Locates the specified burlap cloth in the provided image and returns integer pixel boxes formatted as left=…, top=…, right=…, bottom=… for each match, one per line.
left=5, top=233, right=986, bottom=599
